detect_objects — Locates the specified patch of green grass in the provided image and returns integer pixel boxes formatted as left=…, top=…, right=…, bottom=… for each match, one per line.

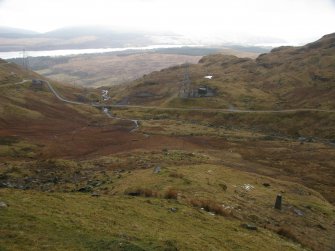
left=1, top=104, right=42, bottom=119
left=0, top=188, right=306, bottom=251
left=0, top=136, right=19, bottom=146
left=0, top=141, right=39, bottom=158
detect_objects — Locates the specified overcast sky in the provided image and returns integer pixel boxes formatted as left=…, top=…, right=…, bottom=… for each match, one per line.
left=0, top=0, right=334, bottom=45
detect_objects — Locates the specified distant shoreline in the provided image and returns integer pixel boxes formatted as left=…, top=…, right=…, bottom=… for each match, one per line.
left=0, top=44, right=203, bottom=59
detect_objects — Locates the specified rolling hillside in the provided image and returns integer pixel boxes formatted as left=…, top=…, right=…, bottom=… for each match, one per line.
left=0, top=35, right=335, bottom=251
left=113, top=33, right=335, bottom=110
left=7, top=47, right=262, bottom=87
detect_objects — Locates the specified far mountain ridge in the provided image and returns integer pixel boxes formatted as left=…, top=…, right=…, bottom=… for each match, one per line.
left=0, top=25, right=290, bottom=52
left=0, top=26, right=191, bottom=52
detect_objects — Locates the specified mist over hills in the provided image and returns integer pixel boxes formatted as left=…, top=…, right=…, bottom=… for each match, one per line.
left=0, top=25, right=287, bottom=52
left=0, top=26, right=39, bottom=37
left=0, top=26, right=191, bottom=52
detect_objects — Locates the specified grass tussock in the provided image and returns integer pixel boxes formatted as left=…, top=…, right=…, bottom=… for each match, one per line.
left=277, top=227, right=300, bottom=243
left=125, top=187, right=179, bottom=200
left=125, top=187, right=159, bottom=198
left=164, top=188, right=179, bottom=200
left=189, top=198, right=231, bottom=217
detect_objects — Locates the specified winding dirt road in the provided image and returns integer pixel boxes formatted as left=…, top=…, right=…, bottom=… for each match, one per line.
left=99, top=104, right=335, bottom=114
left=5, top=79, right=335, bottom=114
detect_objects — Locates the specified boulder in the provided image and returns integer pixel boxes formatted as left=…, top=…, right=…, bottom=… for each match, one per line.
left=0, top=201, right=8, bottom=208
left=241, top=223, right=258, bottom=230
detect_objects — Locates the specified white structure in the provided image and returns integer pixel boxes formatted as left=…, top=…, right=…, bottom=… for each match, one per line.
left=101, top=89, right=110, bottom=101
left=204, top=75, right=213, bottom=80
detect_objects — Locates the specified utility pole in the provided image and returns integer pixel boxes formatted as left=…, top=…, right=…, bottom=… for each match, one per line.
left=21, top=49, right=29, bottom=71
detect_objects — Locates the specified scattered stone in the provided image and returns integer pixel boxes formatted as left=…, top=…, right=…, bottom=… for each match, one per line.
left=293, top=208, right=304, bottom=216
left=169, top=207, right=178, bottom=213
left=153, top=166, right=161, bottom=174
left=91, top=192, right=100, bottom=197
left=78, top=186, right=93, bottom=193
left=0, top=201, right=8, bottom=208
left=219, top=183, right=228, bottom=191
left=88, top=180, right=103, bottom=187
left=242, top=184, right=254, bottom=191
left=221, top=203, right=233, bottom=211
left=316, top=224, right=326, bottom=230
left=241, top=223, right=258, bottom=230
left=298, top=137, right=307, bottom=142
left=262, top=183, right=271, bottom=187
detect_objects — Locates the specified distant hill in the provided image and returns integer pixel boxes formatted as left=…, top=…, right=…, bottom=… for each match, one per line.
left=0, top=26, right=39, bottom=38
left=43, top=26, right=147, bottom=38
left=0, top=59, right=103, bottom=131
left=8, top=46, right=265, bottom=87
left=0, top=26, right=274, bottom=53
left=114, top=33, right=335, bottom=110
left=0, top=26, right=188, bottom=52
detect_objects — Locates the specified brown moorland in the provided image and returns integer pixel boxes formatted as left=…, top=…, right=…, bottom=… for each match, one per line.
left=0, top=35, right=335, bottom=250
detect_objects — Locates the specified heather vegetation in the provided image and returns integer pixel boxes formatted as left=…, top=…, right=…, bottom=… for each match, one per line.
left=0, top=34, right=335, bottom=251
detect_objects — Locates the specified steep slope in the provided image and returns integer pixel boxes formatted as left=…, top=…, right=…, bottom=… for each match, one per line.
left=0, top=60, right=124, bottom=160
left=0, top=59, right=100, bottom=123
left=254, top=33, right=335, bottom=108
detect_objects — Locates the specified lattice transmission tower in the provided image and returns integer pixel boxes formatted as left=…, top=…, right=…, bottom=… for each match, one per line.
left=179, top=63, right=191, bottom=98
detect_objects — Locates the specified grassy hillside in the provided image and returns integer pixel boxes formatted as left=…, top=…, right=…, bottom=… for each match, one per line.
left=1, top=161, right=334, bottom=250
left=0, top=38, right=335, bottom=251
left=0, top=60, right=112, bottom=160
left=0, top=60, right=39, bottom=86
left=112, top=33, right=335, bottom=110
left=33, top=53, right=202, bottom=87
left=7, top=46, right=262, bottom=88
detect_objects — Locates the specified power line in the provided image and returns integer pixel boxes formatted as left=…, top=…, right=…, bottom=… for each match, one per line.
left=20, top=49, right=29, bottom=71
left=180, top=63, right=191, bottom=98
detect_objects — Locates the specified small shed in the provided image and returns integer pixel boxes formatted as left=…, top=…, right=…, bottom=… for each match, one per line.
left=31, top=79, right=43, bottom=89
left=198, top=87, right=208, bottom=96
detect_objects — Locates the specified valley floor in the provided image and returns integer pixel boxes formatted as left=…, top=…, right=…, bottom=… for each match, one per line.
left=1, top=109, right=335, bottom=250
left=1, top=33, right=335, bottom=250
